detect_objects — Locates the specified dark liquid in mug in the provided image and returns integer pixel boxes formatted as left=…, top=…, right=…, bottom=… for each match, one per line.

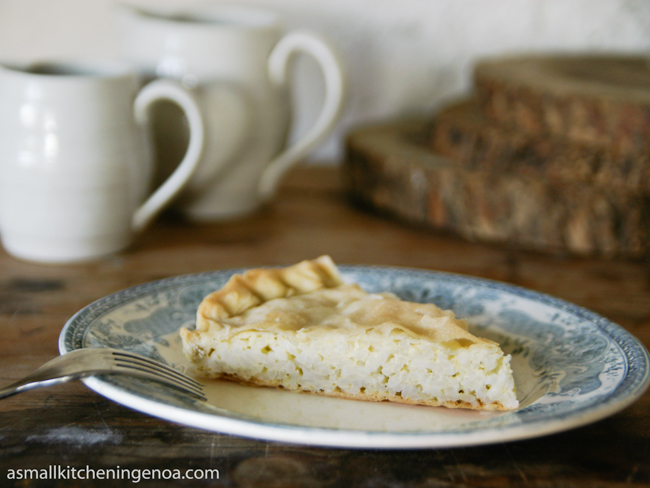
left=11, top=62, right=128, bottom=78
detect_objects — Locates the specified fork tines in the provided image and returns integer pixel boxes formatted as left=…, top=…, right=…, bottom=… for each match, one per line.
left=107, top=350, right=206, bottom=400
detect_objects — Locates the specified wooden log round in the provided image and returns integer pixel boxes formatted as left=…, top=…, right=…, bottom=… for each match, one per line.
left=343, top=120, right=650, bottom=258
left=474, top=54, right=650, bottom=154
left=425, top=100, right=650, bottom=192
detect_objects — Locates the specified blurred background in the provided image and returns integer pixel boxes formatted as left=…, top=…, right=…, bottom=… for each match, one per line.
left=1, top=0, right=649, bottom=162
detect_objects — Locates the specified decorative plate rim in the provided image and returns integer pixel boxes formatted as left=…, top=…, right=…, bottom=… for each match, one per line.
left=58, top=265, right=650, bottom=449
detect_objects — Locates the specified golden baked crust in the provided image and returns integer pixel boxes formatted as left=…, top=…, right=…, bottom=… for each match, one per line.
left=196, top=255, right=344, bottom=323
left=191, top=255, right=491, bottom=344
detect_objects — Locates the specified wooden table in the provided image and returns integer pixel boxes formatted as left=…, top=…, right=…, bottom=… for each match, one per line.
left=1, top=167, right=648, bottom=487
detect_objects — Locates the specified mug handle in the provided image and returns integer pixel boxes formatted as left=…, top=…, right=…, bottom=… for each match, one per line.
left=258, top=30, right=345, bottom=202
left=131, top=79, right=205, bottom=233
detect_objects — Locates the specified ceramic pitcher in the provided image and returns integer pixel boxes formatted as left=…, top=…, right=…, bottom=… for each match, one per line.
left=117, top=3, right=345, bottom=220
left=0, top=61, right=204, bottom=263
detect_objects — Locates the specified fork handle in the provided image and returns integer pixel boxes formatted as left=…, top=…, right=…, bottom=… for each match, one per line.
left=0, top=376, right=77, bottom=399
left=0, top=351, right=93, bottom=399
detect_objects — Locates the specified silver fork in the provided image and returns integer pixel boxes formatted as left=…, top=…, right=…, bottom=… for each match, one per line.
left=0, top=348, right=206, bottom=401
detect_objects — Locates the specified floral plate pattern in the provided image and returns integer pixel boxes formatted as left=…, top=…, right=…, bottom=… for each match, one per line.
left=59, top=266, right=650, bottom=448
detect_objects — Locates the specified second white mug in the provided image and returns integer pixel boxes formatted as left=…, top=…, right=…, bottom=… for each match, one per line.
left=117, top=3, right=345, bottom=221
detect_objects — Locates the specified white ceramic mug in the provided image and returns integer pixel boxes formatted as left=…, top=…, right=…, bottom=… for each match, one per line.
left=117, top=3, right=345, bottom=221
left=0, top=61, right=204, bottom=263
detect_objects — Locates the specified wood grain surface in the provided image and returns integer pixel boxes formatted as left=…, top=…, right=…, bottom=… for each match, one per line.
left=0, top=167, right=649, bottom=487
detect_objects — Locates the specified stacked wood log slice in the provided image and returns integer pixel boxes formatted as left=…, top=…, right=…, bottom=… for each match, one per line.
left=475, top=55, right=650, bottom=155
left=343, top=54, right=650, bottom=257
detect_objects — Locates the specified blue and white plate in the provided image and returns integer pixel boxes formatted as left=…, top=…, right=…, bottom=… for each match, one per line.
left=59, top=266, right=650, bottom=448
